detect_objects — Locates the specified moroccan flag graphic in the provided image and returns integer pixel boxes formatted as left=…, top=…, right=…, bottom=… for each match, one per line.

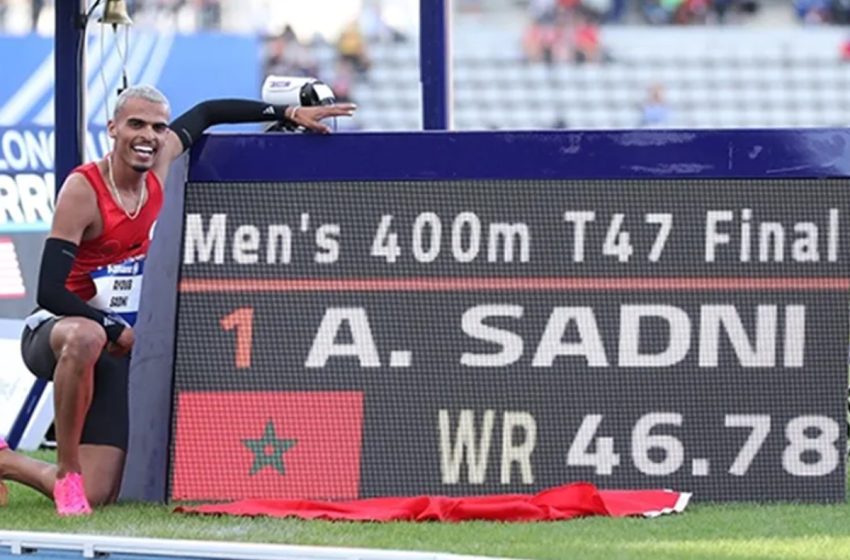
left=170, top=392, right=363, bottom=501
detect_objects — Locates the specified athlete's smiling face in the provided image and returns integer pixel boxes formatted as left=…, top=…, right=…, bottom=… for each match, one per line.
left=108, top=96, right=170, bottom=173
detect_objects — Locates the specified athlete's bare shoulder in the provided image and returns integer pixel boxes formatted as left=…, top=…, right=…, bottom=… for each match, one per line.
left=50, top=170, right=101, bottom=244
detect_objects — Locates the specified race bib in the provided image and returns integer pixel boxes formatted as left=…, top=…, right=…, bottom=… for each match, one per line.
left=89, top=257, right=145, bottom=326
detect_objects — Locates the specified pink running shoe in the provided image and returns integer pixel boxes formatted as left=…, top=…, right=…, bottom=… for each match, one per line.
left=53, top=473, right=92, bottom=516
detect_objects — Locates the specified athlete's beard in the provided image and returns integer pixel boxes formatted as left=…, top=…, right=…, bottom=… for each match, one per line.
left=131, top=163, right=149, bottom=173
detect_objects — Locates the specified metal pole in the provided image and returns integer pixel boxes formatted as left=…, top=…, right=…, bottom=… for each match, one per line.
left=54, top=0, right=86, bottom=196
left=420, top=0, right=452, bottom=130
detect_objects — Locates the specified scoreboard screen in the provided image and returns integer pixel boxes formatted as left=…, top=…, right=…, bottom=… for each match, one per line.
left=168, top=176, right=848, bottom=503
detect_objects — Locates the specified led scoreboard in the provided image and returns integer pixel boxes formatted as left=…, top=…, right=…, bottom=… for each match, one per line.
left=162, top=131, right=850, bottom=503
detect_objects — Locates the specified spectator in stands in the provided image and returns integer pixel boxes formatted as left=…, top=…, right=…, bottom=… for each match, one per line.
left=640, top=0, right=760, bottom=24
left=642, top=0, right=710, bottom=25
left=641, top=0, right=677, bottom=24
left=523, top=0, right=611, bottom=64
left=638, top=83, right=673, bottom=127
left=263, top=27, right=319, bottom=81
left=523, top=0, right=570, bottom=64
left=604, top=0, right=627, bottom=22
left=712, top=0, right=735, bottom=22
left=337, top=19, right=371, bottom=75
left=794, top=0, right=830, bottom=23
left=572, top=11, right=603, bottom=63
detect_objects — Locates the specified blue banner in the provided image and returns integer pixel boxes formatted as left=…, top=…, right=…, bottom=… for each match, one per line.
left=0, top=31, right=262, bottom=127
left=0, top=31, right=262, bottom=233
left=0, top=125, right=111, bottom=233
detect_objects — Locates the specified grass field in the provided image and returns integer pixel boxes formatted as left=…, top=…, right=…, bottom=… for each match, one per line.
left=2, top=451, right=849, bottom=560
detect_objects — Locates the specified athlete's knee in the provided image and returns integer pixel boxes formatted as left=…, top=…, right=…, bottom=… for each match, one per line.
left=56, top=321, right=106, bottom=369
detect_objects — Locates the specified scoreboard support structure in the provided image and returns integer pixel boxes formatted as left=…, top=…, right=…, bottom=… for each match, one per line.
left=121, top=130, right=850, bottom=503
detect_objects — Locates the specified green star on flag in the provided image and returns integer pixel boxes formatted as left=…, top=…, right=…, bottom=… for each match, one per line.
left=242, top=420, right=297, bottom=476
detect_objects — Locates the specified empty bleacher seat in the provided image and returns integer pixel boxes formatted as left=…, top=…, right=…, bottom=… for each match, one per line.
left=350, top=27, right=850, bottom=131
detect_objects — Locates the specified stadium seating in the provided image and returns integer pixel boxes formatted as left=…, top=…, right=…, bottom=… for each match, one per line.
left=334, top=27, right=850, bottom=130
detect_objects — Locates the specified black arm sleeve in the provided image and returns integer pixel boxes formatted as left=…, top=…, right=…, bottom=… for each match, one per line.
left=36, top=238, right=126, bottom=342
left=169, top=99, right=290, bottom=151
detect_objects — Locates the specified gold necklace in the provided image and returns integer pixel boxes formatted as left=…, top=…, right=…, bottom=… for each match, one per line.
left=106, top=154, right=146, bottom=220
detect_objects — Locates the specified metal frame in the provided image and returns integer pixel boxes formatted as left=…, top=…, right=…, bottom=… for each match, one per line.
left=54, top=0, right=86, bottom=195
left=420, top=0, right=452, bottom=130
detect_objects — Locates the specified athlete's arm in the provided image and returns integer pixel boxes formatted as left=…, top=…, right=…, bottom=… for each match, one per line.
left=35, top=174, right=127, bottom=342
left=153, top=99, right=356, bottom=182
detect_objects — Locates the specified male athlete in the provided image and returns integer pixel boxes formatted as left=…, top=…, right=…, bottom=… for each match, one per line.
left=0, top=85, right=355, bottom=515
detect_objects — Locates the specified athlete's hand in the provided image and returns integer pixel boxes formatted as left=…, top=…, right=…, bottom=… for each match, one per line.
left=107, top=326, right=135, bottom=356
left=285, top=103, right=357, bottom=134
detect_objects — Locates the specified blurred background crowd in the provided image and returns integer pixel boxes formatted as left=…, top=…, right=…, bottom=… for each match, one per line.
left=6, top=0, right=850, bottom=33
left=1, top=0, right=849, bottom=130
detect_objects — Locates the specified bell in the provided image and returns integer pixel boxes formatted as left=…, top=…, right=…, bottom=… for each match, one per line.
left=99, top=0, right=133, bottom=26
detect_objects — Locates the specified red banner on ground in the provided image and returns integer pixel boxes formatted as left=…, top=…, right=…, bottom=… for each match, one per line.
left=171, top=391, right=363, bottom=501
left=176, top=483, right=690, bottom=522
